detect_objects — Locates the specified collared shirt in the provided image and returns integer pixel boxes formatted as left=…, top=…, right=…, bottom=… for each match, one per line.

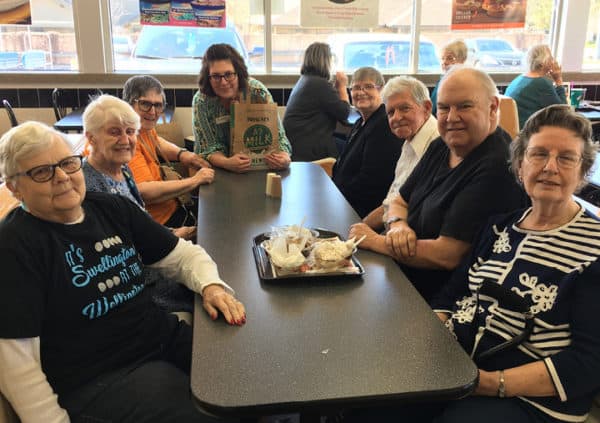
left=382, top=115, right=439, bottom=223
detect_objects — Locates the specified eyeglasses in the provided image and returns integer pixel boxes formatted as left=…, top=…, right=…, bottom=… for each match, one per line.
left=350, top=84, right=380, bottom=92
left=134, top=99, right=165, bottom=113
left=524, top=147, right=582, bottom=169
left=208, top=72, right=238, bottom=82
left=10, top=155, right=83, bottom=183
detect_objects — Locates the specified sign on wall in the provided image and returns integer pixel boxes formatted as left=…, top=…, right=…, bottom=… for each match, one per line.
left=301, top=0, right=379, bottom=28
left=0, top=0, right=31, bottom=25
left=139, top=0, right=226, bottom=28
left=451, top=0, right=526, bottom=30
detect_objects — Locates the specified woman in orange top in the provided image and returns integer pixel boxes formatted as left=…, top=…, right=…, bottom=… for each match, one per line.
left=125, top=75, right=214, bottom=230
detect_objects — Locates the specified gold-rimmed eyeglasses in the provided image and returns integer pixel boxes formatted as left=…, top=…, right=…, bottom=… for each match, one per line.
left=524, top=148, right=582, bottom=169
left=350, top=84, right=380, bottom=92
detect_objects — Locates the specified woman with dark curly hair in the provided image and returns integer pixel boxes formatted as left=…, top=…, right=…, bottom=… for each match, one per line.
left=192, top=43, right=291, bottom=173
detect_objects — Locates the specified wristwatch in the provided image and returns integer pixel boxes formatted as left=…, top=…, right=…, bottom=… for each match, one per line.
left=176, top=148, right=188, bottom=161
left=497, top=370, right=506, bottom=398
left=386, top=216, right=405, bottom=226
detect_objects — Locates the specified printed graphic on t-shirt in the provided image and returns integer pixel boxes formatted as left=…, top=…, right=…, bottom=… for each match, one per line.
left=63, top=235, right=145, bottom=320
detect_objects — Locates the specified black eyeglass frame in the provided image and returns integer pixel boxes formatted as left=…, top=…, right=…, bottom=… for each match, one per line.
left=134, top=99, right=166, bottom=113
left=9, top=155, right=83, bottom=183
left=208, top=72, right=238, bottom=82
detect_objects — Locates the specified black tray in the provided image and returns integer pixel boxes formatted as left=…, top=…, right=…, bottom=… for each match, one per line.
left=252, top=228, right=365, bottom=281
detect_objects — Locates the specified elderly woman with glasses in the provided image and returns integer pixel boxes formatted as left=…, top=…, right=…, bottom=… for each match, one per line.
left=431, top=39, right=468, bottom=117
left=430, top=105, right=600, bottom=423
left=192, top=43, right=292, bottom=173
left=124, top=75, right=214, bottom=232
left=332, top=66, right=402, bottom=218
left=0, top=121, right=245, bottom=422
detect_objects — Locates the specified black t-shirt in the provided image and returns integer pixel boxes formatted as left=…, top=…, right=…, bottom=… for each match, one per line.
left=0, top=192, right=178, bottom=397
left=399, top=127, right=527, bottom=302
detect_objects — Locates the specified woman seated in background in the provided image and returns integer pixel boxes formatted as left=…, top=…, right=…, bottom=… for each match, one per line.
left=505, top=44, right=566, bottom=129
left=283, top=41, right=350, bottom=161
left=348, top=75, right=438, bottom=249
left=332, top=66, right=402, bottom=218
left=384, top=66, right=526, bottom=303
left=432, top=105, right=600, bottom=423
left=431, top=39, right=468, bottom=117
left=193, top=43, right=291, bottom=173
left=0, top=122, right=245, bottom=422
left=124, top=75, right=215, bottom=230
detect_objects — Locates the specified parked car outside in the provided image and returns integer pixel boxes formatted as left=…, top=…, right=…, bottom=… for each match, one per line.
left=126, top=24, right=248, bottom=73
left=112, top=34, right=134, bottom=55
left=465, top=38, right=524, bottom=72
left=327, top=33, right=440, bottom=73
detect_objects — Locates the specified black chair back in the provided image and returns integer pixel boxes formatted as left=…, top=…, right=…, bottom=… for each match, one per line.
left=2, top=99, right=18, bottom=127
left=51, top=88, right=68, bottom=121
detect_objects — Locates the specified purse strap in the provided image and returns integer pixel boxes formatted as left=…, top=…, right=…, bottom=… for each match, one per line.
left=138, top=132, right=175, bottom=169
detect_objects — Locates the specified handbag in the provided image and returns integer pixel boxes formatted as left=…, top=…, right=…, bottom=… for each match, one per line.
left=138, top=134, right=194, bottom=207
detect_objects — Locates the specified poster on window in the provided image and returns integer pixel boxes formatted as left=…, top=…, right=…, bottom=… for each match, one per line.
left=139, top=0, right=226, bottom=27
left=451, top=0, right=526, bottom=30
left=0, top=0, right=31, bottom=24
left=301, top=0, right=378, bottom=28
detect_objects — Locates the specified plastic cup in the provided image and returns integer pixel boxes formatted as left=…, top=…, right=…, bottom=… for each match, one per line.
left=570, top=88, right=587, bottom=108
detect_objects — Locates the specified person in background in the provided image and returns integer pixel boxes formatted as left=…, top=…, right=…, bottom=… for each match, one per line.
left=193, top=43, right=291, bottom=173
left=384, top=66, right=527, bottom=303
left=124, top=75, right=214, bottom=231
left=283, top=41, right=351, bottom=161
left=505, top=44, right=567, bottom=129
left=433, top=105, right=600, bottom=423
left=332, top=66, right=402, bottom=218
left=348, top=76, right=438, bottom=250
left=0, top=121, right=245, bottom=422
left=431, top=39, right=468, bottom=117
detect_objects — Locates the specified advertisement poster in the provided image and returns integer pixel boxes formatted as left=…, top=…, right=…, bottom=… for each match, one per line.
left=451, top=0, right=526, bottom=30
left=301, top=0, right=379, bottom=28
left=140, top=0, right=226, bottom=28
left=0, top=0, right=31, bottom=25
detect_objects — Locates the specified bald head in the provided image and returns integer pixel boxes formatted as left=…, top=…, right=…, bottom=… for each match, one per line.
left=436, top=66, right=500, bottom=156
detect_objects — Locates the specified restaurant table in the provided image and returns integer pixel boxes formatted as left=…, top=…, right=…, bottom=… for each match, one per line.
left=53, top=105, right=174, bottom=133
left=191, top=162, right=478, bottom=419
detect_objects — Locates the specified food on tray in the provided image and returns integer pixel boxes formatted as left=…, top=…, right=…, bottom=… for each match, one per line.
left=311, top=238, right=356, bottom=269
left=261, top=226, right=360, bottom=275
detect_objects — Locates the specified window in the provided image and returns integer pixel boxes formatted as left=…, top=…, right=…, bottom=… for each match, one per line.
left=583, top=0, right=600, bottom=70
left=420, top=0, right=554, bottom=73
left=0, top=0, right=76, bottom=71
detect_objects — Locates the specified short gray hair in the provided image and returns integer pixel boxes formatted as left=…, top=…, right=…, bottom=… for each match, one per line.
left=0, top=121, right=71, bottom=180
left=442, top=39, right=468, bottom=63
left=527, top=44, right=552, bottom=73
left=122, top=74, right=166, bottom=105
left=440, top=65, right=499, bottom=99
left=351, top=66, right=385, bottom=87
left=381, top=76, right=430, bottom=106
left=301, top=42, right=332, bottom=79
left=83, top=94, right=141, bottom=136
left=511, top=104, right=597, bottom=185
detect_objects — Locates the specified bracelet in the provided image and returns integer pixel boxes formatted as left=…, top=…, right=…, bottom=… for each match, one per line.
left=176, top=148, right=187, bottom=161
left=497, top=370, right=506, bottom=398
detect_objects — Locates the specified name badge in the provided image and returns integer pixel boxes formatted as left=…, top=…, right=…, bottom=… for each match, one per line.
left=216, top=115, right=229, bottom=125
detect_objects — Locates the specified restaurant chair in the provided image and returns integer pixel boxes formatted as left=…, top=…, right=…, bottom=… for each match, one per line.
left=51, top=88, right=68, bottom=121
left=312, top=157, right=337, bottom=178
left=498, top=95, right=519, bottom=140
left=2, top=100, right=18, bottom=128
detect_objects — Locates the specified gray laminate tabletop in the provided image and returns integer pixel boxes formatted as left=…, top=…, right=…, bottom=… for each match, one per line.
left=191, top=162, right=477, bottom=418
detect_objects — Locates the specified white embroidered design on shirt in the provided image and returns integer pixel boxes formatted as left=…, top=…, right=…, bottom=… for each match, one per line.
left=511, top=272, right=558, bottom=314
left=492, top=225, right=511, bottom=254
